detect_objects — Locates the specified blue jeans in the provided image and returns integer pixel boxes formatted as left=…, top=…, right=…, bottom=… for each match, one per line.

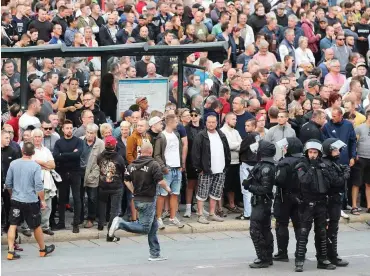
left=160, top=168, right=182, bottom=196
left=118, top=200, right=160, bottom=257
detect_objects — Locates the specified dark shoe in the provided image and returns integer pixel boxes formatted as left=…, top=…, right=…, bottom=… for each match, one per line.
left=227, top=206, right=242, bottom=214
left=49, top=220, right=57, bottom=229
left=215, top=209, right=227, bottom=218
left=42, top=229, right=55, bottom=236
left=236, top=202, right=244, bottom=208
left=317, top=260, right=336, bottom=270
left=14, top=243, right=23, bottom=251
left=97, top=224, right=104, bottom=231
left=39, top=244, right=55, bottom=257
left=330, top=257, right=349, bottom=267
left=273, top=250, right=289, bottom=262
left=249, top=260, right=271, bottom=268
left=295, top=261, right=304, bottom=272
left=7, top=251, right=21, bottom=260
left=21, top=229, right=32, bottom=237
left=72, top=225, right=79, bottom=233
left=235, top=214, right=250, bottom=220
left=106, top=234, right=120, bottom=242
left=52, top=223, right=66, bottom=231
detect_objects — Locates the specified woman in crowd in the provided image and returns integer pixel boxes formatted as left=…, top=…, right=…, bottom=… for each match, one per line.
left=302, top=98, right=312, bottom=115
left=171, top=15, right=184, bottom=40
left=184, top=75, right=201, bottom=98
left=288, top=104, right=305, bottom=137
left=179, top=108, right=191, bottom=127
left=295, top=36, right=315, bottom=75
left=58, top=77, right=84, bottom=122
left=325, top=93, right=344, bottom=119
left=256, top=113, right=268, bottom=138
left=230, top=26, right=245, bottom=67
left=100, top=73, right=118, bottom=122
left=100, top=123, right=113, bottom=138
left=181, top=24, right=198, bottom=44
left=183, top=108, right=203, bottom=218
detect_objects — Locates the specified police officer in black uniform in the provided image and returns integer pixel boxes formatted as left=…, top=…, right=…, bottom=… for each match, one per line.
left=273, top=137, right=303, bottom=262
left=243, top=140, right=276, bottom=269
left=294, top=139, right=336, bottom=272
left=321, top=138, right=350, bottom=267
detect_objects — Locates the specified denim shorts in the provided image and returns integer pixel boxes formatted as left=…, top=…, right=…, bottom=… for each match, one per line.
left=159, top=168, right=182, bottom=196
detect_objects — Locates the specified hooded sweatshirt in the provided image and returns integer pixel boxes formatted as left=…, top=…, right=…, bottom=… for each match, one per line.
left=125, top=155, right=164, bottom=202
left=97, top=150, right=125, bottom=190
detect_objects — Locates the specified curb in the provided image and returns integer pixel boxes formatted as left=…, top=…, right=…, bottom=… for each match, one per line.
left=3, top=213, right=369, bottom=245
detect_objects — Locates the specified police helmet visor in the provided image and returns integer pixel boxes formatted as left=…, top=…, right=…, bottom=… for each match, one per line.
left=330, top=140, right=346, bottom=151
left=304, top=141, right=323, bottom=152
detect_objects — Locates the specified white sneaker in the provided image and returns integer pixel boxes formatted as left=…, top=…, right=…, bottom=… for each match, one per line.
left=208, top=214, right=224, bottom=222
left=197, top=215, right=210, bottom=224
left=108, top=216, right=121, bottom=237
left=157, top=218, right=166, bottom=229
left=169, top=217, right=185, bottom=228
left=148, top=255, right=168, bottom=261
left=161, top=210, right=170, bottom=219
left=183, top=209, right=191, bottom=218
left=341, top=210, right=349, bottom=219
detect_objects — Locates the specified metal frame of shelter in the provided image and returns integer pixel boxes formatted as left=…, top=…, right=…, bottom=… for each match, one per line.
left=1, top=42, right=227, bottom=110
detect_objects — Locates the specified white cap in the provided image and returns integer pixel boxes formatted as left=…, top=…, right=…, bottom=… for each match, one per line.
left=149, top=116, right=162, bottom=127
left=212, top=62, right=224, bottom=71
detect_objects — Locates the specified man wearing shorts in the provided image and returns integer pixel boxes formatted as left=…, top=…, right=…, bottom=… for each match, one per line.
left=154, top=114, right=184, bottom=229
left=192, top=115, right=231, bottom=224
left=352, top=110, right=370, bottom=214
left=5, top=142, right=55, bottom=260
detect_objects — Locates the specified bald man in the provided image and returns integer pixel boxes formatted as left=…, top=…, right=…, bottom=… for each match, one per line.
left=109, top=142, right=170, bottom=261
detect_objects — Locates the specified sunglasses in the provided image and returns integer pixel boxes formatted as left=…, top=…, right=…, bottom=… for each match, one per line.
left=337, top=38, right=345, bottom=41
left=190, top=114, right=198, bottom=117
left=43, top=127, right=53, bottom=130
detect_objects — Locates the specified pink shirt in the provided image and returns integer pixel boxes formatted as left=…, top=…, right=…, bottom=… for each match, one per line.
left=324, top=73, right=346, bottom=87
left=252, top=52, right=277, bottom=69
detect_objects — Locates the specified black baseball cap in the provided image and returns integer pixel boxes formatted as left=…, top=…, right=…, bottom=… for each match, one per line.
left=190, top=108, right=201, bottom=115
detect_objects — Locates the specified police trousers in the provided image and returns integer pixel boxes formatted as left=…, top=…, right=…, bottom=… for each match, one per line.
left=250, top=198, right=274, bottom=261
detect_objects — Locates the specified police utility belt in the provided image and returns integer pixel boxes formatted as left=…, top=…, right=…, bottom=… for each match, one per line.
left=251, top=194, right=271, bottom=205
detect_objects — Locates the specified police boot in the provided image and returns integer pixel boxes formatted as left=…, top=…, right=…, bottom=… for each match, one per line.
left=317, top=259, right=336, bottom=270
left=328, top=235, right=349, bottom=267
left=249, top=258, right=272, bottom=268
left=295, top=260, right=304, bottom=272
left=273, top=249, right=289, bottom=262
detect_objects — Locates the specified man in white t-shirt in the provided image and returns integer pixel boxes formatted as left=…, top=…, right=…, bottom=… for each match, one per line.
left=18, top=98, right=42, bottom=134
left=191, top=115, right=231, bottom=224
left=154, top=114, right=184, bottom=229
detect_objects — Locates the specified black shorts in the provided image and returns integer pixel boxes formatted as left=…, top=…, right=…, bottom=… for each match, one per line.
left=186, top=165, right=198, bottom=180
left=224, top=164, right=240, bottom=193
left=351, top=157, right=370, bottom=187
left=9, top=200, right=41, bottom=229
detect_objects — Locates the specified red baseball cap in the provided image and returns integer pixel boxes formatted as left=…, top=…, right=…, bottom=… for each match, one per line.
left=105, top=136, right=117, bottom=148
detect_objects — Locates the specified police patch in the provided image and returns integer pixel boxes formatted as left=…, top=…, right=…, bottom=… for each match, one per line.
left=12, top=208, right=20, bottom=218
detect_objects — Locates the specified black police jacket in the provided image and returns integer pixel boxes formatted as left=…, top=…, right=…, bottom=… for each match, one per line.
left=295, top=157, right=330, bottom=201
left=322, top=157, right=347, bottom=195
left=249, top=158, right=275, bottom=198
left=276, top=156, right=301, bottom=193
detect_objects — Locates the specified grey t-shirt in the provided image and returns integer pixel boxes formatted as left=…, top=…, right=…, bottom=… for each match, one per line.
left=5, top=159, right=43, bottom=203
left=355, top=123, right=370, bottom=159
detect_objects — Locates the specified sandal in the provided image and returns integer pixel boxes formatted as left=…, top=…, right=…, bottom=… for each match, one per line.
left=227, top=206, right=242, bottom=214
left=350, top=207, right=360, bottom=215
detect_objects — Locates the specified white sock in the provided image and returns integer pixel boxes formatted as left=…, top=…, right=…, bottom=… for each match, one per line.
left=186, top=204, right=191, bottom=211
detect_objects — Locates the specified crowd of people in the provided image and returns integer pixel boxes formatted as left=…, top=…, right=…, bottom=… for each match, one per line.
left=1, top=0, right=370, bottom=268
